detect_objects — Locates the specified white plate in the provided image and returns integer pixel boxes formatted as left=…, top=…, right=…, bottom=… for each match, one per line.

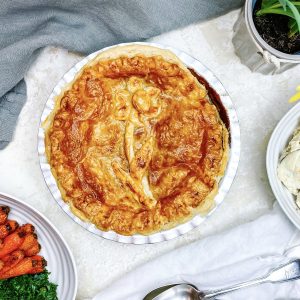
left=38, top=42, right=241, bottom=244
left=267, top=102, right=300, bottom=230
left=0, top=193, right=77, bottom=300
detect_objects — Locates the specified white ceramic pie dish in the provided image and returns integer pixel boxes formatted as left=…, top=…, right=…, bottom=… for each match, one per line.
left=267, top=102, right=300, bottom=230
left=0, top=192, right=77, bottom=300
left=38, top=42, right=241, bottom=244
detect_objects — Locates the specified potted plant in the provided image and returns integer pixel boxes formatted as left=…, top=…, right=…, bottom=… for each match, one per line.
left=232, top=0, right=300, bottom=74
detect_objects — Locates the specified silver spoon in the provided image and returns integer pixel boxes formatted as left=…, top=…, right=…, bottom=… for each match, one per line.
left=143, top=259, right=300, bottom=299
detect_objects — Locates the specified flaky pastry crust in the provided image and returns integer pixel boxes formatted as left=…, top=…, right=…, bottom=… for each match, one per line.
left=44, top=45, right=229, bottom=235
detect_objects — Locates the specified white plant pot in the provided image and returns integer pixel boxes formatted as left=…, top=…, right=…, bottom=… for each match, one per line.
left=232, top=0, right=300, bottom=74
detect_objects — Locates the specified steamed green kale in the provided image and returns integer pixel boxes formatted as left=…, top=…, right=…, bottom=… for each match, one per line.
left=0, top=270, right=58, bottom=300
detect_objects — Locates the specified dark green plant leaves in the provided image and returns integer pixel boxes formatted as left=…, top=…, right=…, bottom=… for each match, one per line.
left=0, top=271, right=58, bottom=300
left=286, top=0, right=300, bottom=32
left=262, top=0, right=279, bottom=9
left=256, top=8, right=295, bottom=18
left=256, top=0, right=300, bottom=35
left=279, top=0, right=287, bottom=10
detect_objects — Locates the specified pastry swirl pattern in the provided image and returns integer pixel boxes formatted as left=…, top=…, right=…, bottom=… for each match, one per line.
left=44, top=46, right=229, bottom=235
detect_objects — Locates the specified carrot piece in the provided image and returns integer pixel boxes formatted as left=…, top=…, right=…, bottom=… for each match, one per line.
left=19, top=233, right=37, bottom=251
left=0, top=260, right=3, bottom=271
left=0, top=206, right=10, bottom=225
left=16, top=224, right=35, bottom=234
left=31, top=255, right=46, bottom=268
left=0, top=250, right=24, bottom=274
left=25, top=242, right=41, bottom=257
left=0, top=220, right=19, bottom=239
left=1, top=250, right=24, bottom=262
left=0, top=231, right=25, bottom=258
left=27, top=266, right=45, bottom=275
left=0, top=207, right=10, bottom=214
left=28, top=255, right=46, bottom=275
left=0, top=255, right=46, bottom=279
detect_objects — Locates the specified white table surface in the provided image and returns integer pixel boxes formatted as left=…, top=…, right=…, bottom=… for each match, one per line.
left=0, top=9, right=299, bottom=300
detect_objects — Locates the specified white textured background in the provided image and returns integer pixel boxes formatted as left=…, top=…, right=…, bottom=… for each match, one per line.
left=0, top=9, right=299, bottom=299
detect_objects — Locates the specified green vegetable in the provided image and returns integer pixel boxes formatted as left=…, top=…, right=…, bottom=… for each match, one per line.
left=256, top=0, right=300, bottom=37
left=0, top=270, right=58, bottom=300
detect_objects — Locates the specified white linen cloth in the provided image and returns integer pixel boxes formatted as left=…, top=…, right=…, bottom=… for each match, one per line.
left=93, top=204, right=300, bottom=299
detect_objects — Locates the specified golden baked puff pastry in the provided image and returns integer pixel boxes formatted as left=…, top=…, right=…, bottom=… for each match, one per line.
left=43, top=45, right=229, bottom=235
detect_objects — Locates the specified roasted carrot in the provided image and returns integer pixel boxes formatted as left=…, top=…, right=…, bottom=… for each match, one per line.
left=19, top=233, right=37, bottom=251
left=28, top=265, right=45, bottom=275
left=0, top=206, right=10, bottom=225
left=0, top=220, right=19, bottom=239
left=0, top=250, right=24, bottom=274
left=31, top=255, right=46, bottom=267
left=25, top=242, right=41, bottom=257
left=0, top=208, right=48, bottom=279
left=0, top=231, right=26, bottom=258
left=1, top=250, right=24, bottom=262
left=27, top=255, right=47, bottom=275
left=16, top=223, right=35, bottom=235
left=0, top=255, right=46, bottom=279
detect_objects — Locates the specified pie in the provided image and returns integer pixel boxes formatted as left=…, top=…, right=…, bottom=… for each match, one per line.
left=44, top=45, right=229, bottom=235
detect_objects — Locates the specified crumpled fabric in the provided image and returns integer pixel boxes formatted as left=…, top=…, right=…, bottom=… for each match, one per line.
left=93, top=204, right=300, bottom=299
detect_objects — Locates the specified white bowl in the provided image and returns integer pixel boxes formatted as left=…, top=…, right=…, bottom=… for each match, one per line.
left=267, top=102, right=300, bottom=230
left=38, top=42, right=241, bottom=244
left=0, top=193, right=77, bottom=300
